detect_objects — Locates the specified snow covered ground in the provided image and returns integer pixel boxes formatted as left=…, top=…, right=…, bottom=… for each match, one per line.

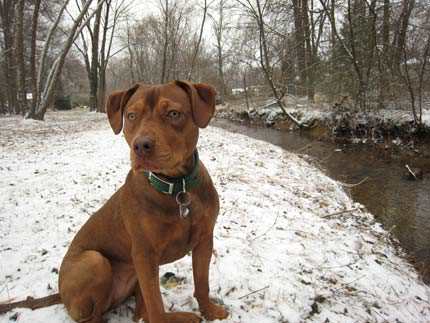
left=1, top=109, right=429, bottom=323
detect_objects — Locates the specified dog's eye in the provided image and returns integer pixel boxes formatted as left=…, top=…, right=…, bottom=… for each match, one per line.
left=127, top=112, right=136, bottom=120
left=167, top=110, right=181, bottom=119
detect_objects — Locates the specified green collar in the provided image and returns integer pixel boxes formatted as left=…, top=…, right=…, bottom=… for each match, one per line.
left=143, top=151, right=200, bottom=195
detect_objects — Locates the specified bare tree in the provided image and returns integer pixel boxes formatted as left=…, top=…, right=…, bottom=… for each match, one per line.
left=122, top=0, right=195, bottom=84
left=90, top=2, right=103, bottom=111
left=27, top=0, right=105, bottom=120
left=187, top=0, right=209, bottom=80
left=160, top=0, right=170, bottom=83
left=392, top=0, right=415, bottom=71
left=236, top=0, right=304, bottom=127
left=209, top=0, right=229, bottom=103
left=97, top=0, right=131, bottom=112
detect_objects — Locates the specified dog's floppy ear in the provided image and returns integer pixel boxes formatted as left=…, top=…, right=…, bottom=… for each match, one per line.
left=106, top=84, right=140, bottom=134
left=174, top=80, right=216, bottom=128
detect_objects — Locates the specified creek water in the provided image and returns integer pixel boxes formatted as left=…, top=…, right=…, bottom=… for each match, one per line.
left=213, top=118, right=430, bottom=283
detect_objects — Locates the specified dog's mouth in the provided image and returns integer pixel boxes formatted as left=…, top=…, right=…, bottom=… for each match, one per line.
left=133, top=158, right=159, bottom=172
left=131, top=152, right=173, bottom=173
left=132, top=154, right=192, bottom=179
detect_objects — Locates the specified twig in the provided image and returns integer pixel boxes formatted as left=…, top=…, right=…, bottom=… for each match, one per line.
left=321, top=206, right=363, bottom=219
left=405, top=164, right=417, bottom=180
left=238, top=285, right=270, bottom=300
left=180, top=299, right=192, bottom=307
left=319, top=258, right=360, bottom=270
left=332, top=275, right=366, bottom=294
left=338, top=176, right=369, bottom=188
left=250, top=212, right=280, bottom=241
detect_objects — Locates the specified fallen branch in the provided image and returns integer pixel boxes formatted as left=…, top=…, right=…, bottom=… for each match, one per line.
left=238, top=285, right=270, bottom=300
left=321, top=206, right=363, bottom=219
left=0, top=293, right=61, bottom=314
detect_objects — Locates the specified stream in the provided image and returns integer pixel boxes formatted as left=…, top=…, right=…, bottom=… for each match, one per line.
left=213, top=118, right=430, bottom=283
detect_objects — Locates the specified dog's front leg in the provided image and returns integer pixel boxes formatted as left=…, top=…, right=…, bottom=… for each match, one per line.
left=192, top=235, right=229, bottom=321
left=132, top=247, right=165, bottom=323
left=133, top=247, right=202, bottom=323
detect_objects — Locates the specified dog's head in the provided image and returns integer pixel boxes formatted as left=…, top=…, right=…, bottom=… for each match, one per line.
left=106, top=81, right=216, bottom=175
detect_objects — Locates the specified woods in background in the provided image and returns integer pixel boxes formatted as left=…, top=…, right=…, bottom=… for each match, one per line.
left=0, top=0, right=114, bottom=119
left=0, top=0, right=429, bottom=125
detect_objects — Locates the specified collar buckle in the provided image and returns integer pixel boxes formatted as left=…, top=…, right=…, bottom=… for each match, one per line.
left=148, top=171, right=174, bottom=194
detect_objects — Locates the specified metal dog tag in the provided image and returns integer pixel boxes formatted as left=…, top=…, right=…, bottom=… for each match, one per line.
left=176, top=191, right=191, bottom=218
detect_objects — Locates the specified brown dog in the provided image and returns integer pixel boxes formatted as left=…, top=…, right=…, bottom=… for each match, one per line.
left=58, top=81, right=229, bottom=323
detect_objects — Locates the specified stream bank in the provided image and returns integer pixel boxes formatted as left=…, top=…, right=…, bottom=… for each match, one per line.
left=218, top=100, right=430, bottom=159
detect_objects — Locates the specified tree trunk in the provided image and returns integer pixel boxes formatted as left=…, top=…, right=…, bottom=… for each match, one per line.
left=292, top=0, right=307, bottom=97
left=302, top=0, right=314, bottom=102
left=215, top=0, right=226, bottom=104
left=0, top=0, right=17, bottom=114
left=89, top=3, right=103, bottom=111
left=126, top=22, right=136, bottom=83
left=382, top=0, right=390, bottom=55
left=417, top=32, right=430, bottom=125
left=30, top=0, right=42, bottom=114
left=97, top=67, right=107, bottom=112
left=330, top=0, right=336, bottom=49
left=160, top=0, right=169, bottom=83
left=15, top=0, right=27, bottom=115
left=0, top=89, right=5, bottom=114
left=217, top=42, right=226, bottom=104
left=393, top=0, right=415, bottom=71
left=378, top=0, right=390, bottom=107
left=187, top=0, right=208, bottom=80
left=347, top=0, right=366, bottom=109
left=327, top=0, right=337, bottom=101
left=243, top=71, right=250, bottom=111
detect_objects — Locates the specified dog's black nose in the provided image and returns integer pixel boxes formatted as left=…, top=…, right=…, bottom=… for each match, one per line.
left=133, top=137, right=155, bottom=157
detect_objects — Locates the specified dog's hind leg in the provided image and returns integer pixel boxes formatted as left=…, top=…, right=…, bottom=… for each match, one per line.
left=59, top=250, right=113, bottom=323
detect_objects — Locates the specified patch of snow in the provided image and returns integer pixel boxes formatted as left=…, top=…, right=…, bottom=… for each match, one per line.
left=422, top=109, right=430, bottom=127
left=0, top=111, right=429, bottom=322
left=244, top=96, right=430, bottom=130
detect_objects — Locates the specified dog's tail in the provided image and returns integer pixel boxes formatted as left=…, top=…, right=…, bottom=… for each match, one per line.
left=0, top=293, right=61, bottom=314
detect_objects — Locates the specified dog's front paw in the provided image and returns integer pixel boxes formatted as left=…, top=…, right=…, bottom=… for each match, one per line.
left=200, top=302, right=229, bottom=321
left=133, top=312, right=148, bottom=322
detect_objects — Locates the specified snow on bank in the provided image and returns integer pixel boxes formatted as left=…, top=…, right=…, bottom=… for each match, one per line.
left=0, top=110, right=429, bottom=323
left=222, top=98, right=430, bottom=130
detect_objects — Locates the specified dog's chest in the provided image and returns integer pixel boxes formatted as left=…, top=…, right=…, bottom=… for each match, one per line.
left=134, top=184, right=217, bottom=264
left=148, top=199, right=209, bottom=264
left=156, top=218, right=197, bottom=264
